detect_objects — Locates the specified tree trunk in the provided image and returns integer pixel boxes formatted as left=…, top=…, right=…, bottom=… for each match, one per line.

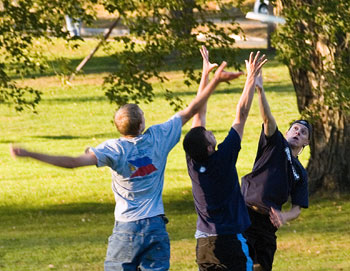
left=287, top=36, right=350, bottom=195
left=307, top=112, right=350, bottom=193
left=274, top=0, right=350, bottom=194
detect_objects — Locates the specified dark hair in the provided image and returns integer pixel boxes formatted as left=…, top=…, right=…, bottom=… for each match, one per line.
left=183, top=127, right=211, bottom=162
left=289, top=120, right=312, bottom=139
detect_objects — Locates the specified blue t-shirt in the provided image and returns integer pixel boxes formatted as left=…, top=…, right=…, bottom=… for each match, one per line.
left=186, top=128, right=251, bottom=235
left=241, top=125, right=309, bottom=213
left=90, top=114, right=182, bottom=222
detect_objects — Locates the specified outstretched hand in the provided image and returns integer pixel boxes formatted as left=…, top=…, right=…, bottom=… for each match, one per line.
left=214, top=61, right=244, bottom=83
left=200, top=46, right=218, bottom=75
left=10, top=144, right=28, bottom=158
left=245, top=51, right=267, bottom=78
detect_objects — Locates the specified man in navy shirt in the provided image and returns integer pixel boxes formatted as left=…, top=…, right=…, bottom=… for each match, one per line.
left=241, top=70, right=311, bottom=271
left=183, top=47, right=267, bottom=271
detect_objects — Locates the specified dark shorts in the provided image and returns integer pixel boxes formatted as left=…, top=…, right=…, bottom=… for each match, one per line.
left=244, top=208, right=278, bottom=271
left=196, top=234, right=253, bottom=271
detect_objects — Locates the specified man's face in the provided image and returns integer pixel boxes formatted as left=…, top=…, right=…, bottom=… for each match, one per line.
left=286, top=123, right=309, bottom=148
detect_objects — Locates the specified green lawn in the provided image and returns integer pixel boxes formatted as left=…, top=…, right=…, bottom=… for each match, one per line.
left=1, top=40, right=349, bottom=271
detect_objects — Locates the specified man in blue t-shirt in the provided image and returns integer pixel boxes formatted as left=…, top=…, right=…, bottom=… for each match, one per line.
left=10, top=58, right=233, bottom=271
left=241, top=71, right=311, bottom=271
left=183, top=47, right=267, bottom=271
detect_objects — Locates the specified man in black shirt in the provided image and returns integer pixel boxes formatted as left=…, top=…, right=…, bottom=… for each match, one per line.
left=183, top=47, right=267, bottom=271
left=241, top=71, right=311, bottom=271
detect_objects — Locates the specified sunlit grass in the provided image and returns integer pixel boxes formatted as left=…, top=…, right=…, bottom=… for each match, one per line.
left=1, top=39, right=349, bottom=271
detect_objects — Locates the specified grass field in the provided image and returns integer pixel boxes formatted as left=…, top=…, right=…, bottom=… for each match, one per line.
left=1, top=39, right=349, bottom=271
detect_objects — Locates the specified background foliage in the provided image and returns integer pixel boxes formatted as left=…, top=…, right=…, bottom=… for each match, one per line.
left=1, top=0, right=244, bottom=111
left=0, top=0, right=98, bottom=111
left=273, top=0, right=350, bottom=117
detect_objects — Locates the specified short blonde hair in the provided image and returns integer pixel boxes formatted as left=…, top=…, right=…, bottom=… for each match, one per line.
left=114, top=104, right=143, bottom=136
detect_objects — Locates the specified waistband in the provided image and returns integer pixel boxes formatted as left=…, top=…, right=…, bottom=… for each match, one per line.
left=248, top=205, right=269, bottom=215
left=115, top=214, right=168, bottom=225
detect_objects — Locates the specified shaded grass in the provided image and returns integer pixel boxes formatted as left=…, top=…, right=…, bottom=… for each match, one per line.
left=7, top=38, right=279, bottom=80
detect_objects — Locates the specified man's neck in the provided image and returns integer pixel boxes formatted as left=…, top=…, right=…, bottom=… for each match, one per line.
left=291, top=146, right=302, bottom=158
left=122, top=134, right=139, bottom=139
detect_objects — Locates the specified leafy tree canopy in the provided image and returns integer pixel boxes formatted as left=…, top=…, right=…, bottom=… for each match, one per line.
left=272, top=0, right=350, bottom=118
left=0, top=0, right=244, bottom=112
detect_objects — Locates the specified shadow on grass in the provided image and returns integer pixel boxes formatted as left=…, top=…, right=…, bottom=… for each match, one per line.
left=213, top=81, right=293, bottom=94
left=0, top=202, right=115, bottom=251
left=184, top=82, right=295, bottom=104
left=0, top=197, right=195, bottom=269
left=1, top=193, right=350, bottom=257
left=33, top=132, right=117, bottom=140
left=11, top=48, right=279, bottom=80
left=31, top=127, right=232, bottom=142
left=0, top=202, right=114, bottom=217
left=43, top=95, right=108, bottom=103
left=0, top=191, right=197, bottom=242
left=40, top=81, right=293, bottom=107
left=0, top=139, right=17, bottom=144
left=41, top=86, right=250, bottom=105
left=0, top=191, right=196, bottom=217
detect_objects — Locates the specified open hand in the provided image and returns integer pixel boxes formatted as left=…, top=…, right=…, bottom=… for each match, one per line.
left=214, top=62, right=244, bottom=83
left=200, top=46, right=218, bottom=75
left=245, top=51, right=267, bottom=78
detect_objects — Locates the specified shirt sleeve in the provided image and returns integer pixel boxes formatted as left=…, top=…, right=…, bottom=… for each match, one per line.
left=147, top=114, right=182, bottom=153
left=254, top=125, right=282, bottom=162
left=258, top=124, right=280, bottom=148
left=216, top=128, right=241, bottom=165
left=88, top=140, right=121, bottom=169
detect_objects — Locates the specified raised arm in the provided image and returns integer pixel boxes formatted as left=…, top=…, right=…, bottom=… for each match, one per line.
left=192, top=46, right=243, bottom=128
left=256, top=70, right=277, bottom=137
left=179, top=61, right=230, bottom=126
left=191, top=46, right=218, bottom=128
left=10, top=145, right=97, bottom=168
left=180, top=57, right=244, bottom=126
left=232, top=52, right=267, bottom=139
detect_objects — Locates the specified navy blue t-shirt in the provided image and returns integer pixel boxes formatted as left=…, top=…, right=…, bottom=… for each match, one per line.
left=186, top=128, right=251, bottom=235
left=241, top=125, right=309, bottom=213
